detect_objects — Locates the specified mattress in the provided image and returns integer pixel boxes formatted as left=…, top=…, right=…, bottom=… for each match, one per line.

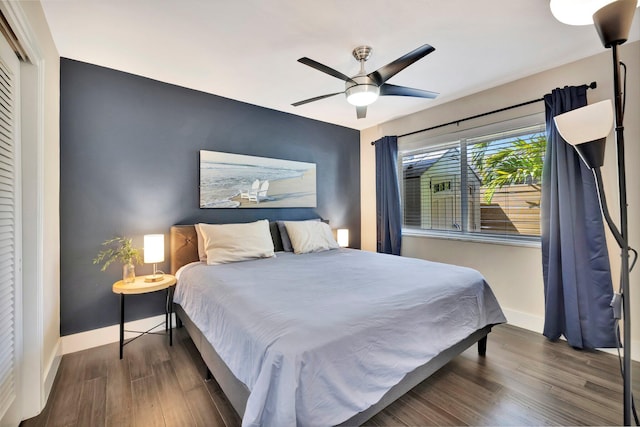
left=173, top=248, right=506, bottom=426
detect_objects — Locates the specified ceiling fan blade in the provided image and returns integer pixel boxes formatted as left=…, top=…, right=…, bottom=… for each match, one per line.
left=291, top=91, right=343, bottom=107
left=368, top=44, right=435, bottom=85
left=356, top=106, right=367, bottom=119
left=380, top=83, right=439, bottom=99
left=297, top=57, right=355, bottom=83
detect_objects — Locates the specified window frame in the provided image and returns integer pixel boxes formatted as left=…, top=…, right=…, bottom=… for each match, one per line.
left=398, top=113, right=545, bottom=247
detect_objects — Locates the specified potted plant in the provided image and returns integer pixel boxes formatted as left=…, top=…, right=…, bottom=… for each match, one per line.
left=93, top=236, right=142, bottom=283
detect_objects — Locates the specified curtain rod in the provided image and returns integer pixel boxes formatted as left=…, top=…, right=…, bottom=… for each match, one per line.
left=371, top=81, right=597, bottom=144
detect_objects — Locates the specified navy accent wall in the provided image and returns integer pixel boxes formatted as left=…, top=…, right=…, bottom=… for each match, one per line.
left=60, top=59, right=361, bottom=336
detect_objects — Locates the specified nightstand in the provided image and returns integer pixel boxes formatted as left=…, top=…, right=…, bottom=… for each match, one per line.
left=112, top=274, right=177, bottom=359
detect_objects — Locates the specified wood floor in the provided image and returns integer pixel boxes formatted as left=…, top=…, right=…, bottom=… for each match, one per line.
left=21, top=324, right=640, bottom=426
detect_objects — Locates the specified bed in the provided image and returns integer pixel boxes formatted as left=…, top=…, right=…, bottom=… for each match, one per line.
left=170, top=223, right=506, bottom=426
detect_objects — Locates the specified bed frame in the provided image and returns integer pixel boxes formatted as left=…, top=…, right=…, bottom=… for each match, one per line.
left=170, top=225, right=493, bottom=426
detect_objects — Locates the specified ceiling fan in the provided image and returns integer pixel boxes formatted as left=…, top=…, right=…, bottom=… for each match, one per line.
left=292, top=44, right=439, bottom=119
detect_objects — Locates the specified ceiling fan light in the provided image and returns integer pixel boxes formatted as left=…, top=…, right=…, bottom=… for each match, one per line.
left=346, top=84, right=379, bottom=106
left=550, top=0, right=638, bottom=25
left=550, top=0, right=610, bottom=25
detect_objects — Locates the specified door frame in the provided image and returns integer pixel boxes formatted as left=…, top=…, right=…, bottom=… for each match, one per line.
left=0, top=1, right=49, bottom=421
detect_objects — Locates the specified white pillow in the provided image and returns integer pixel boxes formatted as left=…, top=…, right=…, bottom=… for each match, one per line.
left=195, top=223, right=207, bottom=262
left=284, top=220, right=339, bottom=254
left=277, top=218, right=320, bottom=252
left=199, top=220, right=275, bottom=265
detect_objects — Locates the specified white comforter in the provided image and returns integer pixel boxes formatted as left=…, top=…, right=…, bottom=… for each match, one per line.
left=173, top=249, right=506, bottom=426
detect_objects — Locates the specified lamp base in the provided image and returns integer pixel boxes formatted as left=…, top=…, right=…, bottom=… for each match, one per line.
left=144, top=274, right=164, bottom=283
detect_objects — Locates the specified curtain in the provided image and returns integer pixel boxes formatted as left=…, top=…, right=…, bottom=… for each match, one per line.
left=375, top=136, right=402, bottom=255
left=541, top=85, right=617, bottom=349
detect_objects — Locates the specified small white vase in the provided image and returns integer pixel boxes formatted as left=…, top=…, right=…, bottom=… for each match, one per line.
left=123, top=262, right=136, bottom=283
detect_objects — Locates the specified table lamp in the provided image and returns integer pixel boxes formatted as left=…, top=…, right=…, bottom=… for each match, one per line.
left=337, top=229, right=349, bottom=248
left=144, top=234, right=165, bottom=282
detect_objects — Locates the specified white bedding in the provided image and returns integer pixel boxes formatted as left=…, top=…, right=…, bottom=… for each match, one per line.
left=173, top=249, right=506, bottom=426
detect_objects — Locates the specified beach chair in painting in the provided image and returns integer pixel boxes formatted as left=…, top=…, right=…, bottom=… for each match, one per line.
left=241, top=179, right=260, bottom=199
left=249, top=180, right=269, bottom=203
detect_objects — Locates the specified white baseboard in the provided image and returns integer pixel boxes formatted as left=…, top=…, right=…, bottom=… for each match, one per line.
left=43, top=339, right=62, bottom=402
left=501, top=307, right=545, bottom=334
left=501, top=307, right=639, bottom=361
left=61, top=314, right=176, bottom=355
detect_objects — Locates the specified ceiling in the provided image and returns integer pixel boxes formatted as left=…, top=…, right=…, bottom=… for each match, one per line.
left=40, top=0, right=640, bottom=130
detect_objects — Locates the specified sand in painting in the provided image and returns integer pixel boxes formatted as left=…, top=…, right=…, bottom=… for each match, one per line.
left=233, top=168, right=316, bottom=208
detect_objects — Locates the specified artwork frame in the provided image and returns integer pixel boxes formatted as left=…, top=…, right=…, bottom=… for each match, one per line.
left=199, top=150, right=317, bottom=208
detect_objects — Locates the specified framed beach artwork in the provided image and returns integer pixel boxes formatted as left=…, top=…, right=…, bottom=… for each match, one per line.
left=199, top=150, right=317, bottom=208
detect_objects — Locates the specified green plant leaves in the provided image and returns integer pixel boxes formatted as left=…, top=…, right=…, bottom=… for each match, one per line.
left=93, top=236, right=142, bottom=271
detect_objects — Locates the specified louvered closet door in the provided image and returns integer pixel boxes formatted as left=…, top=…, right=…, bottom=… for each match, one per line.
left=0, top=28, right=20, bottom=427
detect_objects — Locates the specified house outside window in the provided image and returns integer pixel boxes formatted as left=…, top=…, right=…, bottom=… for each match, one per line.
left=400, top=120, right=546, bottom=245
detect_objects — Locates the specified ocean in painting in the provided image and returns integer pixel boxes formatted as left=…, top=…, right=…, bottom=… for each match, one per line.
left=199, top=161, right=312, bottom=208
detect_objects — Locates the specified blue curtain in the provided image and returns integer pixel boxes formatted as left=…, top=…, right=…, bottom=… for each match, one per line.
left=375, top=136, right=401, bottom=255
left=542, top=86, right=617, bottom=349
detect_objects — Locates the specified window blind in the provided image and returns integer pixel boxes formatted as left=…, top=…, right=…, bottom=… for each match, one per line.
left=0, top=53, right=16, bottom=420
left=401, top=124, right=546, bottom=241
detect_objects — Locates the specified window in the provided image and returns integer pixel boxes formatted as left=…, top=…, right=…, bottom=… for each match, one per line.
left=400, top=122, right=546, bottom=243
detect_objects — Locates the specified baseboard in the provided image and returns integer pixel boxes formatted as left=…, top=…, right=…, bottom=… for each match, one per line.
left=501, top=307, right=639, bottom=361
left=61, top=314, right=176, bottom=355
left=43, top=339, right=62, bottom=402
left=501, top=307, right=545, bottom=334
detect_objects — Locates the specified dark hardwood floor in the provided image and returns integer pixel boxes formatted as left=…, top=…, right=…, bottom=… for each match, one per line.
left=21, top=324, right=639, bottom=426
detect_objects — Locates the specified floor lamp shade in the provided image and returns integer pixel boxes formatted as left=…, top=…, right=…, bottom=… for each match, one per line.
left=593, top=0, right=638, bottom=47
left=553, top=99, right=613, bottom=168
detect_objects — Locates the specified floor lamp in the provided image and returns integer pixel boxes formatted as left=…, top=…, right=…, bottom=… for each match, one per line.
left=551, top=0, right=637, bottom=424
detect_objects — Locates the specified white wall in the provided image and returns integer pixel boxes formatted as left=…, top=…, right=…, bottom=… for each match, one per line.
left=361, top=41, right=640, bottom=358
left=2, top=0, right=61, bottom=419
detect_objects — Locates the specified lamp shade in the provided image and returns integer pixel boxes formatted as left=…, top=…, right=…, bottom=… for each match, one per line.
left=593, top=0, right=638, bottom=47
left=144, top=234, right=165, bottom=264
left=553, top=99, right=614, bottom=168
left=337, top=229, right=349, bottom=247
left=554, top=100, right=613, bottom=146
left=550, top=0, right=638, bottom=25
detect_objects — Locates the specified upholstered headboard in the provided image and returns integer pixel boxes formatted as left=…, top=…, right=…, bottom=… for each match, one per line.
left=170, top=225, right=199, bottom=274
left=170, top=222, right=288, bottom=274
left=170, top=220, right=328, bottom=274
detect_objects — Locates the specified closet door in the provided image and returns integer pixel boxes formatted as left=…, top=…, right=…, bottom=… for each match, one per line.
left=0, top=26, right=21, bottom=427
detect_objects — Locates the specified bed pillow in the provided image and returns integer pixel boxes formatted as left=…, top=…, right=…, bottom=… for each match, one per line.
left=277, top=219, right=320, bottom=252
left=269, top=221, right=285, bottom=252
left=199, top=220, right=275, bottom=265
left=284, top=220, right=339, bottom=254
left=199, top=222, right=283, bottom=258
left=277, top=221, right=293, bottom=252
left=195, top=223, right=207, bottom=262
